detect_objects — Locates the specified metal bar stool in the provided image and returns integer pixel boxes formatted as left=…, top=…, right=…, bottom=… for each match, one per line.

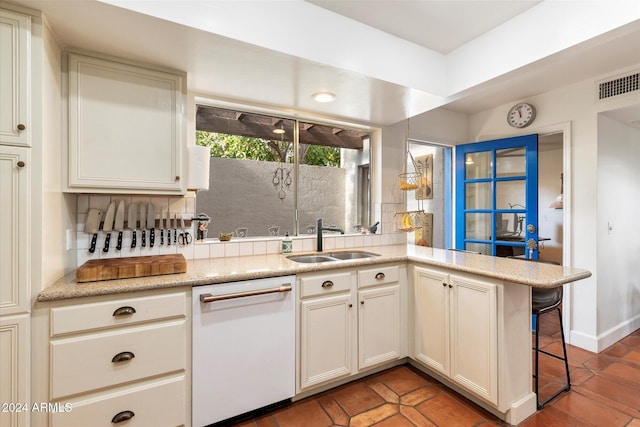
left=509, top=257, right=571, bottom=409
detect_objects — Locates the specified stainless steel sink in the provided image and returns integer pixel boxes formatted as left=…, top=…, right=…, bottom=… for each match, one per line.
left=286, top=255, right=338, bottom=263
left=327, top=251, right=379, bottom=260
left=287, top=251, right=379, bottom=263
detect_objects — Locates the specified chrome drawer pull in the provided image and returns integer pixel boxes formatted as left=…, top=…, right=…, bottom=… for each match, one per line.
left=111, top=351, right=135, bottom=363
left=375, top=272, right=385, bottom=280
left=321, top=280, right=334, bottom=288
left=200, top=283, right=292, bottom=303
left=112, top=306, right=136, bottom=317
left=111, top=410, right=135, bottom=423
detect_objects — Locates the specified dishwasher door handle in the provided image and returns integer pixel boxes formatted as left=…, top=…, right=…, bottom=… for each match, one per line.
left=199, top=283, right=292, bottom=303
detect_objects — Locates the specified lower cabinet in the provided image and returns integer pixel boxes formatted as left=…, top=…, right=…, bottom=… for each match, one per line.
left=414, top=266, right=497, bottom=404
left=298, top=265, right=403, bottom=392
left=0, top=314, right=30, bottom=427
left=46, top=290, right=190, bottom=427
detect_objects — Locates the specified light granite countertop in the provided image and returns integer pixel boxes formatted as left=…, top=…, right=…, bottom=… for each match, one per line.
left=37, top=245, right=592, bottom=302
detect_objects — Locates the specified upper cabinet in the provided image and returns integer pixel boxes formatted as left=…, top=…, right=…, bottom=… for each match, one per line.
left=65, top=52, right=186, bottom=194
left=0, top=9, right=30, bottom=147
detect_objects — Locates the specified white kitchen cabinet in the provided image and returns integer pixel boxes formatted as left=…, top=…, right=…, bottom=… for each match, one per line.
left=299, top=272, right=355, bottom=390
left=0, top=314, right=30, bottom=427
left=0, top=9, right=30, bottom=147
left=0, top=147, right=30, bottom=427
left=298, top=265, right=403, bottom=392
left=66, top=52, right=186, bottom=194
left=0, top=146, right=30, bottom=316
left=358, top=266, right=401, bottom=370
left=413, top=266, right=498, bottom=405
left=47, top=290, right=190, bottom=426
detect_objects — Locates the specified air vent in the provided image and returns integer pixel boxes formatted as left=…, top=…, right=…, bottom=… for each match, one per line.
left=598, top=72, right=639, bottom=100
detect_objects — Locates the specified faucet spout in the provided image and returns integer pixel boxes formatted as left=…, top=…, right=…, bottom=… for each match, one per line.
left=316, top=218, right=344, bottom=252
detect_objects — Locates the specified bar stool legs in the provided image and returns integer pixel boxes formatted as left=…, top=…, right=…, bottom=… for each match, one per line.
left=533, top=305, right=571, bottom=409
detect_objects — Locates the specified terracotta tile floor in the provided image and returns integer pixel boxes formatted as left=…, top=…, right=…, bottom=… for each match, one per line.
left=232, top=313, right=640, bottom=427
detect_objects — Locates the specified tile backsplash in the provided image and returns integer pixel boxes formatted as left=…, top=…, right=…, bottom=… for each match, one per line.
left=72, top=196, right=405, bottom=266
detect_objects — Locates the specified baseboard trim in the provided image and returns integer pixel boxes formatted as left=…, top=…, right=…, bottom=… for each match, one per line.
left=570, top=314, right=640, bottom=353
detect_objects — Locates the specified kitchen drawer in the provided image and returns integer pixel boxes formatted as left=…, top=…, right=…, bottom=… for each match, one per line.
left=50, top=320, right=186, bottom=399
left=300, top=272, right=352, bottom=298
left=50, top=292, right=186, bottom=337
left=50, top=375, right=186, bottom=427
left=358, top=265, right=399, bottom=288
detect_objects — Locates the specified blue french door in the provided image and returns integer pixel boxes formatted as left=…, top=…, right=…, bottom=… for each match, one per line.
left=455, top=134, right=539, bottom=258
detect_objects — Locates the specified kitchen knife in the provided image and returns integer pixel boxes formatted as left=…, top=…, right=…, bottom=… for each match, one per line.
left=147, top=203, right=156, bottom=248
left=167, top=210, right=171, bottom=246
left=102, top=202, right=116, bottom=252
left=160, top=208, right=165, bottom=246
left=85, top=209, right=102, bottom=254
left=128, top=203, right=137, bottom=249
left=173, top=214, right=178, bottom=244
left=139, top=203, right=147, bottom=247
left=114, top=200, right=125, bottom=251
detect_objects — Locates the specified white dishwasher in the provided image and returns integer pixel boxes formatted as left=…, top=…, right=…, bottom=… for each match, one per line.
left=192, top=276, right=296, bottom=426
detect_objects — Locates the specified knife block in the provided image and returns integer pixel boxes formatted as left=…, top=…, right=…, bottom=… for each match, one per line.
left=76, top=254, right=187, bottom=283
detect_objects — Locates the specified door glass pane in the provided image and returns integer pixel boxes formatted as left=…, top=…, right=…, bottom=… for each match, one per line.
left=466, top=242, right=491, bottom=255
left=465, top=152, right=492, bottom=179
left=465, top=182, right=491, bottom=209
left=496, top=147, right=525, bottom=177
left=465, top=213, right=491, bottom=240
left=496, top=180, right=525, bottom=209
left=495, top=212, right=525, bottom=238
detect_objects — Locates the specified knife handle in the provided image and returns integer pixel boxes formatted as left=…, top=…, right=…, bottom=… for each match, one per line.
left=150, top=229, right=155, bottom=247
left=141, top=230, right=146, bottom=247
left=131, top=230, right=137, bottom=249
left=103, top=232, right=112, bottom=252
left=116, top=231, right=123, bottom=251
left=167, top=229, right=171, bottom=246
left=174, top=229, right=177, bottom=244
left=160, top=229, right=164, bottom=246
left=89, top=233, right=98, bottom=254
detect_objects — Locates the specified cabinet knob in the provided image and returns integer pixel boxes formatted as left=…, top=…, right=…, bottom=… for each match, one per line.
left=17, top=161, right=25, bottom=168
left=112, top=306, right=136, bottom=317
left=321, top=280, right=334, bottom=288
left=360, top=300, right=364, bottom=305
left=348, top=304, right=353, bottom=308
left=111, top=410, right=135, bottom=424
left=175, top=175, right=180, bottom=181
left=442, top=283, right=447, bottom=287
left=111, top=351, right=135, bottom=363
left=17, top=123, right=26, bottom=131
left=449, top=284, right=453, bottom=288
left=375, top=272, right=385, bottom=280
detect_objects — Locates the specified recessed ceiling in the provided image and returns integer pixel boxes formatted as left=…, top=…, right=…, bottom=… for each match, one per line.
left=6, top=0, right=640, bottom=127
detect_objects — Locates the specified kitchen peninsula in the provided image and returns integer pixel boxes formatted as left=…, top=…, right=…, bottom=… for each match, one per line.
left=34, top=245, right=591, bottom=426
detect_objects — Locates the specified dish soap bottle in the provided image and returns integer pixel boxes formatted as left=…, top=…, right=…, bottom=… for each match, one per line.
left=281, top=232, right=292, bottom=254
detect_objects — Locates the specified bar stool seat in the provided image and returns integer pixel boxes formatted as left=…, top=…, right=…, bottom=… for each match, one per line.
left=509, top=257, right=571, bottom=409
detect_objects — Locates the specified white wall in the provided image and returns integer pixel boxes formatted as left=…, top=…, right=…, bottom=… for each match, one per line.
left=460, top=64, right=640, bottom=351
left=596, top=113, right=640, bottom=348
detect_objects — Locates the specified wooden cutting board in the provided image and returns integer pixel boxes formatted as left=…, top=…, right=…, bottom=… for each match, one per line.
left=76, top=254, right=187, bottom=283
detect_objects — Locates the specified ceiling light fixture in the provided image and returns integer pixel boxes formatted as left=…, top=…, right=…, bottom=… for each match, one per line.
left=312, top=91, right=336, bottom=103
left=272, top=126, right=285, bottom=134
left=549, top=173, right=564, bottom=209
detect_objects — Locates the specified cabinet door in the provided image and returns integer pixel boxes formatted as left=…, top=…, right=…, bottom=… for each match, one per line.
left=0, top=146, right=29, bottom=316
left=0, top=314, right=30, bottom=427
left=0, top=10, right=30, bottom=147
left=358, top=285, right=400, bottom=369
left=300, top=293, right=353, bottom=389
left=449, top=274, right=498, bottom=405
left=67, top=53, right=185, bottom=193
left=413, top=267, right=449, bottom=376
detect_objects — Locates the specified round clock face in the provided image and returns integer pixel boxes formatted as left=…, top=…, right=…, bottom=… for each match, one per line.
left=507, top=103, right=536, bottom=128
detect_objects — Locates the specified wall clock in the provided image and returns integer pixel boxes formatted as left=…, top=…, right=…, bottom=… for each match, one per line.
left=507, top=103, right=536, bottom=128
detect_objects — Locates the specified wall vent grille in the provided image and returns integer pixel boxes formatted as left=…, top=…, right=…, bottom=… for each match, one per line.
left=598, top=72, right=639, bottom=100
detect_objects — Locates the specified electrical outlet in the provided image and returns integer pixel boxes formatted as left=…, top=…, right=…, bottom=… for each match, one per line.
left=66, top=229, right=75, bottom=250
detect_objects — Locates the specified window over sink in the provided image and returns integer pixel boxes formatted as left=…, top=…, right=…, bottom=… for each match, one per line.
left=195, top=105, right=371, bottom=239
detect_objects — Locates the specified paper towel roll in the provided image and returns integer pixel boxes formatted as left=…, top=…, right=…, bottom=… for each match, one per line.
left=187, top=145, right=210, bottom=191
